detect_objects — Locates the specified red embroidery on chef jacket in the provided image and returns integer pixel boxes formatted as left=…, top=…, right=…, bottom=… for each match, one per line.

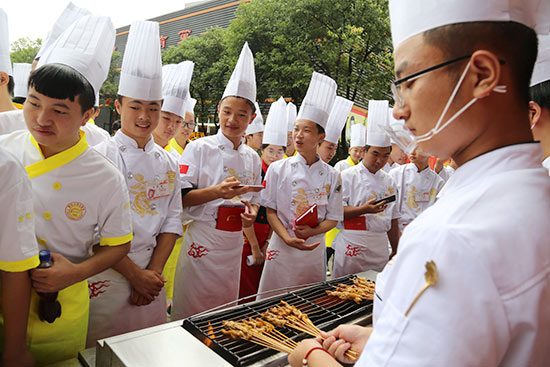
left=345, top=244, right=362, bottom=257
left=265, top=250, right=280, bottom=261
left=188, top=243, right=209, bottom=258
left=88, top=280, right=111, bottom=298
left=179, top=164, right=189, bottom=174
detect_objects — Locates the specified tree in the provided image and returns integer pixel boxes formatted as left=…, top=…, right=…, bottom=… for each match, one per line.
left=163, top=27, right=231, bottom=133
left=10, top=37, right=42, bottom=63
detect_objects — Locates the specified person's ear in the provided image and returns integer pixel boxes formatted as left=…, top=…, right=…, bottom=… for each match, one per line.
left=469, top=50, right=501, bottom=99
left=529, top=101, right=542, bottom=129
left=115, top=99, right=122, bottom=114
left=318, top=133, right=326, bottom=145
left=0, top=71, right=9, bottom=87
left=248, top=113, right=257, bottom=125
left=81, top=108, right=94, bottom=127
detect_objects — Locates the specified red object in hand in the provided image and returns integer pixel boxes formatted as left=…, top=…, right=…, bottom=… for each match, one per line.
left=343, top=215, right=367, bottom=230
left=295, top=204, right=319, bottom=228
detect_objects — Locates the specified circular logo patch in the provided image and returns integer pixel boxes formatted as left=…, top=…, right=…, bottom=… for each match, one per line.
left=65, top=201, right=87, bottom=221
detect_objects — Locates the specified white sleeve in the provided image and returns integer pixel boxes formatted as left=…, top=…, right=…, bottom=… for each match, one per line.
left=341, top=170, right=352, bottom=207
left=325, top=171, right=343, bottom=222
left=260, top=162, right=279, bottom=210
left=249, top=153, right=262, bottom=206
left=0, top=153, right=39, bottom=271
left=159, top=160, right=183, bottom=236
left=97, top=170, right=133, bottom=246
left=388, top=175, right=401, bottom=220
left=178, top=140, right=200, bottom=190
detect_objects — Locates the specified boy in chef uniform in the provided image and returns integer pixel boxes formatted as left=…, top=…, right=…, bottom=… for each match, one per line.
left=283, top=102, right=297, bottom=158
left=152, top=62, right=194, bottom=150
left=0, top=147, right=38, bottom=367
left=288, top=0, right=550, bottom=365
left=320, top=97, right=354, bottom=273
left=172, top=42, right=262, bottom=319
left=244, top=102, right=264, bottom=152
left=389, top=147, right=444, bottom=232
left=529, top=34, right=550, bottom=173
left=257, top=72, right=343, bottom=298
left=87, top=21, right=184, bottom=345
left=334, top=124, right=366, bottom=173
left=239, top=97, right=287, bottom=301
left=165, top=92, right=196, bottom=158
left=0, top=15, right=132, bottom=364
left=332, top=100, right=401, bottom=278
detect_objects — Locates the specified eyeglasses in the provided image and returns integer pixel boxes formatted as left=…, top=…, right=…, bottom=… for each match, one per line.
left=391, top=55, right=472, bottom=107
left=182, top=122, right=196, bottom=129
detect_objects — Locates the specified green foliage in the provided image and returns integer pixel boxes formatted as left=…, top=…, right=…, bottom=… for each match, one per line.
left=10, top=37, right=42, bottom=63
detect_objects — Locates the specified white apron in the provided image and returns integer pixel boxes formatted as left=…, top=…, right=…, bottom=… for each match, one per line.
left=86, top=248, right=166, bottom=347
left=332, top=230, right=389, bottom=278
left=256, top=231, right=326, bottom=300
left=171, top=220, right=244, bottom=320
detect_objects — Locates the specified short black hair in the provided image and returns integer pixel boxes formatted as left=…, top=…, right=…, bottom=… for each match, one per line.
left=423, top=21, right=538, bottom=103
left=365, top=145, right=392, bottom=152
left=316, top=123, right=325, bottom=134
left=7, top=75, right=14, bottom=96
left=261, top=143, right=286, bottom=152
left=219, top=95, right=256, bottom=113
left=529, top=80, right=550, bottom=109
left=12, top=96, right=26, bottom=104
left=28, top=63, right=95, bottom=114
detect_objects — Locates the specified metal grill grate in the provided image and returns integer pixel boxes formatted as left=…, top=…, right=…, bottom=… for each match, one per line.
left=182, top=275, right=374, bottom=367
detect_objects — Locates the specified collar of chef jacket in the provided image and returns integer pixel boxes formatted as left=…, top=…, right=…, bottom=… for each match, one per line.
left=216, top=129, right=250, bottom=154
left=293, top=151, right=324, bottom=170
left=26, top=130, right=88, bottom=178
left=114, top=130, right=156, bottom=153
left=359, top=161, right=387, bottom=179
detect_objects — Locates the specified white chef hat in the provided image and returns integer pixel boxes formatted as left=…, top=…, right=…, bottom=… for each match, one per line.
left=389, top=0, right=550, bottom=50
left=387, top=107, right=404, bottom=144
left=13, top=63, right=32, bottom=98
left=222, top=42, right=256, bottom=104
left=286, top=101, right=297, bottom=132
left=185, top=92, right=197, bottom=115
left=263, top=97, right=287, bottom=146
left=531, top=35, right=550, bottom=86
left=324, top=96, right=353, bottom=144
left=350, top=124, right=366, bottom=148
left=367, top=100, right=391, bottom=147
left=162, top=61, right=194, bottom=119
left=0, top=9, right=12, bottom=76
left=297, top=72, right=337, bottom=129
left=36, top=2, right=91, bottom=60
left=246, top=102, right=264, bottom=135
left=37, top=15, right=115, bottom=96
left=118, top=21, right=163, bottom=101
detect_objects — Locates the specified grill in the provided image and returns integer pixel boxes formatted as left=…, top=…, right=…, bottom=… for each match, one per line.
left=182, top=275, right=374, bottom=367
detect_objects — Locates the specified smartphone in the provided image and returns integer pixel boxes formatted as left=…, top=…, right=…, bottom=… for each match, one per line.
left=374, top=195, right=396, bottom=205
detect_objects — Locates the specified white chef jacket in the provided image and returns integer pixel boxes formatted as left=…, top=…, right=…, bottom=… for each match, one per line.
left=382, top=162, right=399, bottom=173
left=0, top=109, right=26, bottom=135
left=339, top=163, right=400, bottom=233
left=165, top=138, right=185, bottom=160
left=542, top=156, right=550, bottom=174
left=389, top=163, right=444, bottom=231
left=0, top=130, right=133, bottom=263
left=179, top=130, right=262, bottom=221
left=334, top=156, right=357, bottom=173
left=0, top=146, right=39, bottom=271
left=438, top=165, right=455, bottom=183
left=81, top=120, right=110, bottom=146
left=358, top=143, right=550, bottom=366
left=94, top=131, right=183, bottom=258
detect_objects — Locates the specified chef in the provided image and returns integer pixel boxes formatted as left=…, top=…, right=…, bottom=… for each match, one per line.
left=0, top=9, right=16, bottom=113
left=239, top=96, right=287, bottom=301
left=317, top=97, right=352, bottom=164
left=172, top=42, right=262, bottom=319
left=333, top=124, right=366, bottom=173
left=165, top=92, right=196, bottom=158
left=88, top=20, right=184, bottom=345
left=257, top=72, right=343, bottom=299
left=389, top=147, right=444, bottom=232
left=152, top=62, right=194, bottom=150
left=244, top=102, right=264, bottom=152
left=529, top=34, right=550, bottom=174
left=0, top=15, right=132, bottom=364
left=288, top=0, right=550, bottom=365
left=283, top=102, right=297, bottom=158
left=0, top=146, right=39, bottom=367
left=332, top=100, right=400, bottom=278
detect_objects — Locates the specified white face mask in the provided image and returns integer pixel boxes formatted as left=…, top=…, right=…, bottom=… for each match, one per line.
left=383, top=58, right=507, bottom=155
